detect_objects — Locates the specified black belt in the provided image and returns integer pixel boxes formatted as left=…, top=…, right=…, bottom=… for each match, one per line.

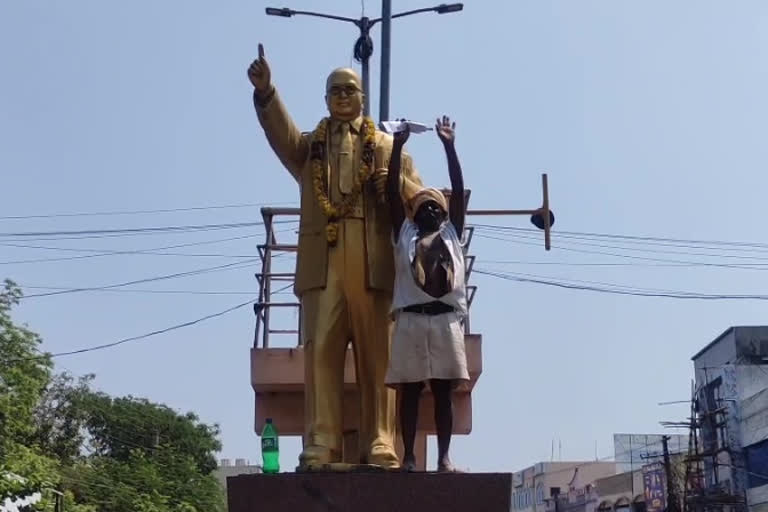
left=402, top=301, right=454, bottom=316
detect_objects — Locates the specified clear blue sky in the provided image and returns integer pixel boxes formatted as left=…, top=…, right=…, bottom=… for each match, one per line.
left=2, top=0, right=768, bottom=472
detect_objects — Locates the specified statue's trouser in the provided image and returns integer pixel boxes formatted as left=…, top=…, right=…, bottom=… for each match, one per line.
left=299, top=218, right=399, bottom=468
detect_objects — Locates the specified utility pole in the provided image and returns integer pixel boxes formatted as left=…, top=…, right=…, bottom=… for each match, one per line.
left=378, top=2, right=462, bottom=123
left=663, top=435, right=681, bottom=512
left=264, top=3, right=463, bottom=120
left=379, top=0, right=392, bottom=123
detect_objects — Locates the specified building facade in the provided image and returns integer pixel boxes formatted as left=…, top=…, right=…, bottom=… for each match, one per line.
left=546, top=462, right=686, bottom=512
left=692, top=326, right=768, bottom=512
left=511, top=461, right=617, bottom=512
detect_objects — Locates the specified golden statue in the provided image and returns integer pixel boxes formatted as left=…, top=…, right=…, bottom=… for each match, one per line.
left=247, top=44, right=423, bottom=469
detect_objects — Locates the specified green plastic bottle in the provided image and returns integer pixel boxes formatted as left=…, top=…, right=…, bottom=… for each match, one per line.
left=261, top=418, right=279, bottom=473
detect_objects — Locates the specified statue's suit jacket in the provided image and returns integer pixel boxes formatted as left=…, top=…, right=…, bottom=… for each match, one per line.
left=254, top=89, right=422, bottom=296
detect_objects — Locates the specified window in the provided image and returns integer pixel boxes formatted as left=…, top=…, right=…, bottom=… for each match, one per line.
left=745, top=439, right=768, bottom=488
left=537, top=486, right=545, bottom=505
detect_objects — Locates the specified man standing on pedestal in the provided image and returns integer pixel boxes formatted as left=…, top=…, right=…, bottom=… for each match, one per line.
left=247, top=44, right=423, bottom=470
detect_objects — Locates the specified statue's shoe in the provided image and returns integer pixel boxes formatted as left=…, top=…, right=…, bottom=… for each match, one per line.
left=298, top=445, right=339, bottom=470
left=366, top=444, right=400, bottom=470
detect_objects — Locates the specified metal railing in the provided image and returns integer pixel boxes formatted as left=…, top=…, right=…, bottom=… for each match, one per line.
left=252, top=206, right=479, bottom=348
left=253, top=207, right=301, bottom=349
left=252, top=175, right=552, bottom=348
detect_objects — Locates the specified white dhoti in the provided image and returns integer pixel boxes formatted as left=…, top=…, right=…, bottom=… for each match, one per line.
left=385, top=310, right=469, bottom=386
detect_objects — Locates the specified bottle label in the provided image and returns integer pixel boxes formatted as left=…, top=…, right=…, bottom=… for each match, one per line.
left=262, top=437, right=278, bottom=450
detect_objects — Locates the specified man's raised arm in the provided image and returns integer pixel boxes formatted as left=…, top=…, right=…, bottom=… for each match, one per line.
left=387, top=125, right=410, bottom=239
left=248, top=43, right=309, bottom=182
left=435, top=116, right=465, bottom=235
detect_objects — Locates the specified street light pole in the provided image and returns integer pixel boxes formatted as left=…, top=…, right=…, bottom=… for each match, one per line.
left=356, top=16, right=374, bottom=116
left=265, top=7, right=372, bottom=115
left=380, top=0, right=392, bottom=124
left=265, top=3, right=463, bottom=120
left=379, top=2, right=463, bottom=123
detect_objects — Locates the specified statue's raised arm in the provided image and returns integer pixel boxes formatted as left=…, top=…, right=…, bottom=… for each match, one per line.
left=248, top=43, right=309, bottom=182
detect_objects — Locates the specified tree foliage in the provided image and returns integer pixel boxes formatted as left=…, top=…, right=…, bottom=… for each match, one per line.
left=32, top=371, right=94, bottom=466
left=65, top=392, right=225, bottom=511
left=0, top=279, right=59, bottom=510
left=0, top=280, right=225, bottom=512
left=0, top=280, right=52, bottom=455
left=67, top=448, right=224, bottom=512
left=82, top=393, right=221, bottom=474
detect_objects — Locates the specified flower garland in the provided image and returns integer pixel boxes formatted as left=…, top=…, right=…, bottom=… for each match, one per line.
left=310, top=116, right=376, bottom=246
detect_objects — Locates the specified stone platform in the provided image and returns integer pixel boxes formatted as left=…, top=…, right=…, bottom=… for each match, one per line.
left=227, top=471, right=513, bottom=512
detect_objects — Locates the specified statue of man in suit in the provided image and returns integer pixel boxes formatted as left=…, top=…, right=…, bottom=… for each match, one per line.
left=248, top=44, right=423, bottom=469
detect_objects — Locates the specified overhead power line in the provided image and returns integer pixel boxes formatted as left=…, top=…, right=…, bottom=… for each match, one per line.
left=475, top=268, right=768, bottom=301
left=20, top=259, right=262, bottom=299
left=0, top=298, right=256, bottom=363
left=474, top=232, right=768, bottom=271
left=0, top=201, right=297, bottom=220
left=0, top=225, right=299, bottom=265
left=0, top=249, right=261, bottom=265
left=18, top=287, right=260, bottom=296
left=480, top=259, right=714, bottom=268
left=474, top=223, right=768, bottom=251
left=0, top=219, right=297, bottom=242
left=18, top=282, right=296, bottom=297
left=0, top=232, right=261, bottom=253
left=1, top=283, right=298, bottom=363
left=477, top=227, right=768, bottom=262
left=0, top=221, right=270, bottom=239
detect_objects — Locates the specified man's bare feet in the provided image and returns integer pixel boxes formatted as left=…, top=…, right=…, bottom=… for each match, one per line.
left=437, top=456, right=463, bottom=473
left=402, top=455, right=418, bottom=472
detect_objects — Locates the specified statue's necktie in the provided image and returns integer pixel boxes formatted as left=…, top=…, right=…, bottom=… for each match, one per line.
left=338, top=122, right=354, bottom=194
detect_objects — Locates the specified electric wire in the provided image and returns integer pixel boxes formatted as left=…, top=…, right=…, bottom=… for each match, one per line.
left=0, top=201, right=297, bottom=220
left=20, top=259, right=262, bottom=299
left=0, top=297, right=257, bottom=362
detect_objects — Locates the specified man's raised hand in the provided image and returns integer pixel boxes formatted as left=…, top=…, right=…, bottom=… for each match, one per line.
left=393, top=118, right=411, bottom=146
left=248, top=43, right=272, bottom=93
left=435, top=115, right=456, bottom=146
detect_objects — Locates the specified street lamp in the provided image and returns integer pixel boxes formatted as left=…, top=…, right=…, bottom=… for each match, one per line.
left=265, top=3, right=463, bottom=119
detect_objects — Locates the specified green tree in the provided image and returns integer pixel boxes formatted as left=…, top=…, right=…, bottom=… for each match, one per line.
left=32, top=371, right=94, bottom=465
left=1, top=279, right=225, bottom=512
left=82, top=392, right=221, bottom=474
left=66, top=394, right=225, bottom=512
left=0, top=279, right=59, bottom=510
left=68, top=448, right=223, bottom=512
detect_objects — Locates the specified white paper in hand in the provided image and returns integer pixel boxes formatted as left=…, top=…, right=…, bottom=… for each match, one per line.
left=380, top=120, right=433, bottom=135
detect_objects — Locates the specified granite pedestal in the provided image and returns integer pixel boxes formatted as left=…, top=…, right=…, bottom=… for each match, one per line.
left=227, top=471, right=513, bottom=512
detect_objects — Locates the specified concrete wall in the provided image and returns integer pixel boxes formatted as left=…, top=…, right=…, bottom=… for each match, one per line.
left=748, top=485, right=768, bottom=512
left=738, top=367, right=768, bottom=446
left=693, top=328, right=738, bottom=370
left=594, top=471, right=643, bottom=501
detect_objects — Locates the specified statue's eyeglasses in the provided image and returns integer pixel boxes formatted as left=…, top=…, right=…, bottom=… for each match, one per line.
left=328, top=85, right=360, bottom=97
